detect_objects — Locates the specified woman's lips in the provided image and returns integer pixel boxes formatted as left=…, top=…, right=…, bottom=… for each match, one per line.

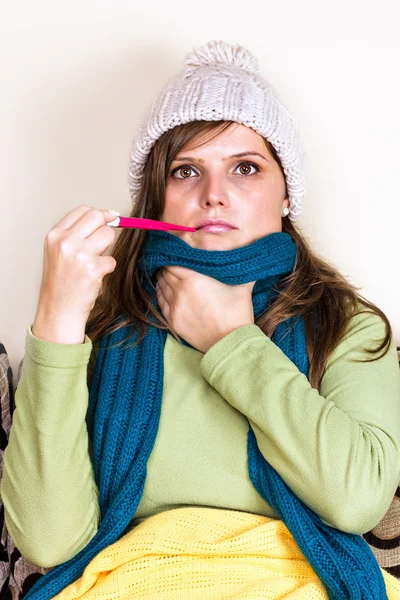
left=197, top=224, right=234, bottom=233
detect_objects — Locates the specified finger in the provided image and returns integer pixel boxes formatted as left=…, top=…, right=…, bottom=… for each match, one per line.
left=156, top=287, right=169, bottom=319
left=67, top=208, right=120, bottom=239
left=157, top=272, right=174, bottom=300
left=52, top=205, right=92, bottom=230
left=85, top=225, right=117, bottom=255
left=163, top=265, right=192, bottom=280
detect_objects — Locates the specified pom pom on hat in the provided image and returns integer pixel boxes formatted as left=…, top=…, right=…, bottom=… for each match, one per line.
left=183, top=40, right=260, bottom=76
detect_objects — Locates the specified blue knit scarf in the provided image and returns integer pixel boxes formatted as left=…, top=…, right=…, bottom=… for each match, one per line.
left=25, top=229, right=388, bottom=600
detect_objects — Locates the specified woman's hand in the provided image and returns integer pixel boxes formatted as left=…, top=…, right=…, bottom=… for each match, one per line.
left=156, top=266, right=256, bottom=353
left=32, top=205, right=118, bottom=344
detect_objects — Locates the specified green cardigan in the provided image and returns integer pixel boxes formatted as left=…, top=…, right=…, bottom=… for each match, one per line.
left=1, top=306, right=400, bottom=568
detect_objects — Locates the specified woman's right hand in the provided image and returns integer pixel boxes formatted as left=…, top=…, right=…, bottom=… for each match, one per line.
left=32, top=205, right=119, bottom=343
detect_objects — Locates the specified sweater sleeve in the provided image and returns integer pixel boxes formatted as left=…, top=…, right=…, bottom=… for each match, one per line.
left=0, top=325, right=101, bottom=568
left=199, top=309, right=400, bottom=535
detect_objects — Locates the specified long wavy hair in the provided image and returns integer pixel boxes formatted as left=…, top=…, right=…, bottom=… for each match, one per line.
left=85, top=120, right=393, bottom=391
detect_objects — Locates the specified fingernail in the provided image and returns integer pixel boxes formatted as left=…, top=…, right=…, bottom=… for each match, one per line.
left=108, top=209, right=120, bottom=216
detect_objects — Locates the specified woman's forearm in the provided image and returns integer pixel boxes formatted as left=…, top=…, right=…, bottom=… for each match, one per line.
left=0, top=325, right=100, bottom=568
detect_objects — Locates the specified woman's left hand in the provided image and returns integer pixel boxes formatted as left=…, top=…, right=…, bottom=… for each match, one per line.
left=156, top=266, right=256, bottom=353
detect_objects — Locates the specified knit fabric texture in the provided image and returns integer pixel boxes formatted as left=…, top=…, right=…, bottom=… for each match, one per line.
left=49, top=506, right=400, bottom=599
left=127, top=40, right=307, bottom=221
left=25, top=230, right=389, bottom=599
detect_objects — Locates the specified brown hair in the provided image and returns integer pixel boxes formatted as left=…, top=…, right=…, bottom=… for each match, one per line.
left=85, top=120, right=393, bottom=391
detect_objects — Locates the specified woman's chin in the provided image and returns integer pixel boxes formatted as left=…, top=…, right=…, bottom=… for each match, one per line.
left=173, top=231, right=242, bottom=251
left=193, top=237, right=237, bottom=251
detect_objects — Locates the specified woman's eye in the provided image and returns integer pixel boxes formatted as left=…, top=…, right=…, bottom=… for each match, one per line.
left=170, top=161, right=260, bottom=179
left=236, top=162, right=260, bottom=176
left=171, top=165, right=197, bottom=179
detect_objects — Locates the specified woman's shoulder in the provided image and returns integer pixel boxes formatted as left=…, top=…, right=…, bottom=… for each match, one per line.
left=327, top=301, right=395, bottom=366
left=319, top=302, right=399, bottom=405
left=343, top=302, right=388, bottom=340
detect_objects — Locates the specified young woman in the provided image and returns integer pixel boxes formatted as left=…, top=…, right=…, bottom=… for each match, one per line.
left=2, top=40, right=400, bottom=599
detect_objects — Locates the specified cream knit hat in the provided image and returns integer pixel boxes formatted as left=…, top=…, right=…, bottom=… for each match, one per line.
left=127, top=40, right=307, bottom=221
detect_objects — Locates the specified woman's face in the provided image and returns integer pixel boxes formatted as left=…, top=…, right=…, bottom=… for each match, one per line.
left=161, top=122, right=289, bottom=251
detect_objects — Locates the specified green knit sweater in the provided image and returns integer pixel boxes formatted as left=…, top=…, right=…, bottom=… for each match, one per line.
left=1, top=307, right=400, bottom=568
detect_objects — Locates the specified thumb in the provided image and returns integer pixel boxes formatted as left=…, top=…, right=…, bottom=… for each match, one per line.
left=104, top=209, right=120, bottom=222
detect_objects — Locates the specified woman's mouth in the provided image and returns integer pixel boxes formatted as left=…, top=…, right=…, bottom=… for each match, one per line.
left=197, top=224, right=234, bottom=233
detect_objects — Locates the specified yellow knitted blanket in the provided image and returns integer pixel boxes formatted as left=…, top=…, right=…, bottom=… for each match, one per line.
left=54, top=506, right=400, bottom=599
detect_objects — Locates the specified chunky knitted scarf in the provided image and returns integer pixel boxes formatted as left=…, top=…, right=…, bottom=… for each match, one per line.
left=25, top=230, right=388, bottom=600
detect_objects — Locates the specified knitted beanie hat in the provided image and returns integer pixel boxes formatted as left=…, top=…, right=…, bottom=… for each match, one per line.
left=127, top=40, right=307, bottom=221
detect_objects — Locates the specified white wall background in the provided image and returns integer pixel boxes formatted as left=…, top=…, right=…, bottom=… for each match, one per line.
left=1, top=0, right=399, bottom=377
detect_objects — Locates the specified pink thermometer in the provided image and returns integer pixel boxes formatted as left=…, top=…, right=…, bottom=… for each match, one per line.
left=107, top=216, right=197, bottom=232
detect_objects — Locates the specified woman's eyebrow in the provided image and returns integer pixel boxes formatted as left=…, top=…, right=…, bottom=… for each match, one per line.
left=172, top=151, right=270, bottom=164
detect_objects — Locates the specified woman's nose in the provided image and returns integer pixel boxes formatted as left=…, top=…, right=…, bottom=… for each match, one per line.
left=201, top=176, right=230, bottom=206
